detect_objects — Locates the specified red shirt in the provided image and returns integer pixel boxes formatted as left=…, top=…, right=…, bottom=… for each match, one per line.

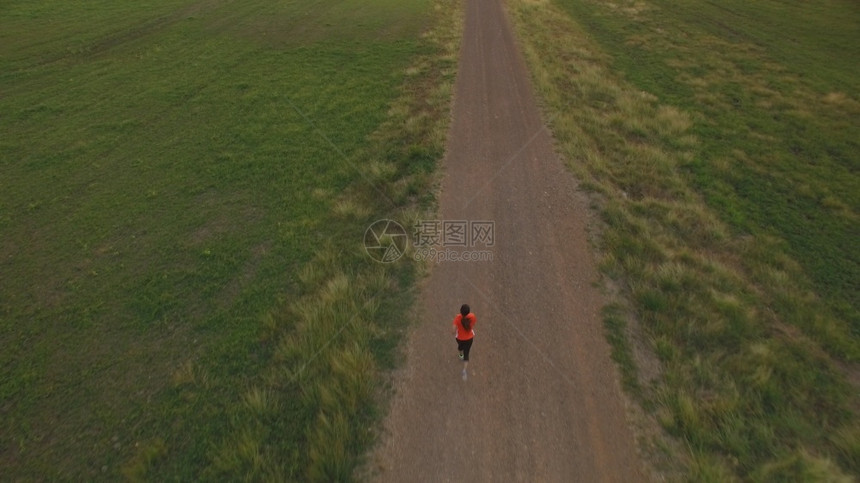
left=453, top=313, right=476, bottom=340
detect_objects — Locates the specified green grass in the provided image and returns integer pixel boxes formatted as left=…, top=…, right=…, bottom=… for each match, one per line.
left=572, top=0, right=860, bottom=335
left=508, top=0, right=859, bottom=479
left=1, top=0, right=460, bottom=478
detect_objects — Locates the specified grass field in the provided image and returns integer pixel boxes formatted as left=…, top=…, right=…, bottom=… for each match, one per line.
left=1, top=0, right=460, bottom=478
left=509, top=0, right=859, bottom=479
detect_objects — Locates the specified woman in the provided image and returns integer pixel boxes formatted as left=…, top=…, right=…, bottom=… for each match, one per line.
left=451, top=304, right=476, bottom=379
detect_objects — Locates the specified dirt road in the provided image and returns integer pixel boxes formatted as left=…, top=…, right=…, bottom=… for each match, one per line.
left=368, top=0, right=646, bottom=480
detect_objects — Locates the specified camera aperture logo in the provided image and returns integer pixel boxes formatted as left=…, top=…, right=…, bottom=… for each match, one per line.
left=364, top=219, right=495, bottom=263
left=364, top=219, right=408, bottom=263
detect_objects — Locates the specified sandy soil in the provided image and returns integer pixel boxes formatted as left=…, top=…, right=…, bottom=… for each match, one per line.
left=367, top=0, right=647, bottom=480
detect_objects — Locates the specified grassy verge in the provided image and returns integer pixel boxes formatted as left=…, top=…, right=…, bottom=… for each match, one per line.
left=507, top=0, right=858, bottom=479
left=0, top=0, right=460, bottom=478
left=204, top=1, right=462, bottom=479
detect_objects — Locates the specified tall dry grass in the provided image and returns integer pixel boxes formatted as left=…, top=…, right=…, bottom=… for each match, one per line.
left=507, top=0, right=858, bottom=479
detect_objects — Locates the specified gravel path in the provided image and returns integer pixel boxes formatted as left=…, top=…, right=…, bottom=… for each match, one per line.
left=369, top=1, right=646, bottom=480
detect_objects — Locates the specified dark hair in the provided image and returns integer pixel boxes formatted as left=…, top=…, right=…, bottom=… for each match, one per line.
left=460, top=304, right=471, bottom=331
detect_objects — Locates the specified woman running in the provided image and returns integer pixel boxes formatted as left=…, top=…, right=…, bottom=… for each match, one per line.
left=451, top=304, right=476, bottom=379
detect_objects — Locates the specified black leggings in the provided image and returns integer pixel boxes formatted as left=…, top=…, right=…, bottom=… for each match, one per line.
left=456, top=338, right=474, bottom=361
